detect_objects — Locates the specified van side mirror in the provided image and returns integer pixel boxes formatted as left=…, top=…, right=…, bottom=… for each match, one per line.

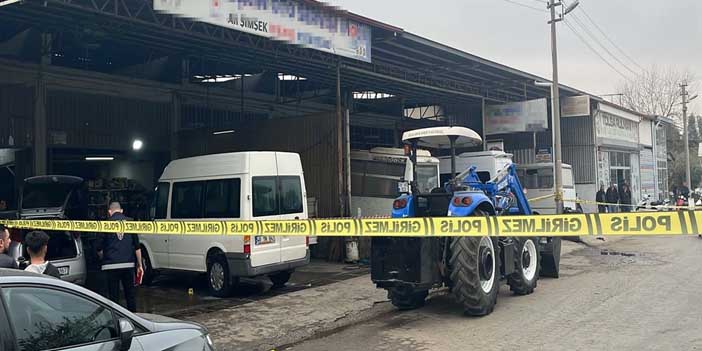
left=119, top=318, right=135, bottom=351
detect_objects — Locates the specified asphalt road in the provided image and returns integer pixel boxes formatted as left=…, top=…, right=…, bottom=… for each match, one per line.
left=284, top=236, right=702, bottom=351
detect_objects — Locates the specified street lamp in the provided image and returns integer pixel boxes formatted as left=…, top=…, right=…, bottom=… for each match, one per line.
left=547, top=0, right=578, bottom=214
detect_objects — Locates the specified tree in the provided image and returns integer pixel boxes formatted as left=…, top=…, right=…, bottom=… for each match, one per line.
left=619, top=66, right=698, bottom=191
left=619, top=65, right=696, bottom=122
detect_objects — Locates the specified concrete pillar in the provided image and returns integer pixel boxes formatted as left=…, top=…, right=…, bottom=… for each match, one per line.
left=170, top=92, right=181, bottom=160
left=170, top=58, right=189, bottom=160
left=33, top=32, right=51, bottom=176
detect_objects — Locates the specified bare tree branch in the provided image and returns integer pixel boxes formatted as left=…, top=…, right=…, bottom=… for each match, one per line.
left=618, top=65, right=697, bottom=126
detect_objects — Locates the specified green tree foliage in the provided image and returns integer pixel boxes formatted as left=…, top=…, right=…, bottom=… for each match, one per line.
left=668, top=114, right=702, bottom=188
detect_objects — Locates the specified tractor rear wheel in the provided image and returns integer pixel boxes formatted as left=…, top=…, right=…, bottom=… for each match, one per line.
left=387, top=287, right=429, bottom=310
left=507, top=237, right=539, bottom=295
left=448, top=216, right=500, bottom=316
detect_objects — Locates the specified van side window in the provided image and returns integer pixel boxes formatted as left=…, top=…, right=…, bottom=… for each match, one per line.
left=205, top=179, right=241, bottom=218
left=280, top=176, right=303, bottom=214
left=172, top=181, right=204, bottom=219
left=154, top=182, right=170, bottom=219
left=253, top=177, right=278, bottom=217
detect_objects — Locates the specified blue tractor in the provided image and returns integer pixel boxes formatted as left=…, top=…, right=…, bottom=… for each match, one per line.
left=371, top=127, right=561, bottom=315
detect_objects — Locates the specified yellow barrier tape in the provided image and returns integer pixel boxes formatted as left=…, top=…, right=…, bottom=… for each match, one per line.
left=527, top=193, right=557, bottom=202
left=567, top=198, right=691, bottom=210
left=2, top=210, right=700, bottom=237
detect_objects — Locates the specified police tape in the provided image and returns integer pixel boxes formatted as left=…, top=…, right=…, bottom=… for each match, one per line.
left=569, top=198, right=691, bottom=210
left=1, top=211, right=701, bottom=237
left=530, top=194, right=690, bottom=211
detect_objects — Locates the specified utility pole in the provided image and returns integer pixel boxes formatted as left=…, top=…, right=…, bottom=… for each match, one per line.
left=548, top=0, right=563, bottom=214
left=681, top=83, right=693, bottom=209
left=545, top=0, right=578, bottom=214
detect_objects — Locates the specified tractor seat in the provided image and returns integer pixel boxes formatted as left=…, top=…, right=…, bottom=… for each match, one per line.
left=425, top=187, right=451, bottom=217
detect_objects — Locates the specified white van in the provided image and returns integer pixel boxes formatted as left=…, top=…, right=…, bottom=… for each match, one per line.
left=351, top=147, right=440, bottom=217
left=141, top=152, right=310, bottom=297
left=517, top=163, right=580, bottom=214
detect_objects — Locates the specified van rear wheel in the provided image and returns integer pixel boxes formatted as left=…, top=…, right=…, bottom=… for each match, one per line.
left=269, top=270, right=293, bottom=289
left=207, top=253, right=236, bottom=297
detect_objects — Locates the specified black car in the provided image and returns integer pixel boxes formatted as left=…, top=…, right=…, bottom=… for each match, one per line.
left=0, top=269, right=215, bottom=351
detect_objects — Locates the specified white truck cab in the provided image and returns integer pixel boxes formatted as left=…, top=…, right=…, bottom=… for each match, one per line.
left=141, top=152, right=310, bottom=296
left=517, top=163, right=579, bottom=214
left=440, top=151, right=514, bottom=184
left=351, top=147, right=440, bottom=217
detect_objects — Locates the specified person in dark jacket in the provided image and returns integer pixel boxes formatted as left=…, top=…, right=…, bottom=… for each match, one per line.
left=23, top=231, right=61, bottom=278
left=96, top=202, right=143, bottom=312
left=596, top=185, right=607, bottom=213
left=619, top=184, right=632, bottom=212
left=605, top=184, right=619, bottom=213
left=0, top=224, right=17, bottom=269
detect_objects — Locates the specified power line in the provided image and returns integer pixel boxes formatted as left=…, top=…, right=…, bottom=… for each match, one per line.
left=577, top=3, right=645, bottom=71
left=567, top=12, right=641, bottom=77
left=499, top=0, right=548, bottom=13
left=563, top=20, right=632, bottom=82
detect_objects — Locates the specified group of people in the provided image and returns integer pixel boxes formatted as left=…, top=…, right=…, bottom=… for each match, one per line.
left=0, top=202, right=143, bottom=312
left=596, top=183, right=633, bottom=213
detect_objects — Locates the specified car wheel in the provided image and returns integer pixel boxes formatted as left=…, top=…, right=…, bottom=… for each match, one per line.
left=207, top=253, right=236, bottom=297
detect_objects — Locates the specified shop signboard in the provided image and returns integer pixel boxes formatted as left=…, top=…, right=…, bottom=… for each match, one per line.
left=535, top=148, right=552, bottom=163
left=154, top=0, right=372, bottom=62
left=484, top=98, right=548, bottom=135
left=596, top=111, right=638, bottom=145
left=561, top=95, right=591, bottom=117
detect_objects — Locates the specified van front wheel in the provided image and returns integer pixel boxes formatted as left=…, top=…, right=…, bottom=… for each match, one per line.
left=207, top=254, right=236, bottom=297
left=269, top=270, right=293, bottom=289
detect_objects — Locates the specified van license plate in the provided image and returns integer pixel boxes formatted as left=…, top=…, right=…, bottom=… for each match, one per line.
left=58, top=266, right=69, bottom=276
left=255, top=236, right=276, bottom=245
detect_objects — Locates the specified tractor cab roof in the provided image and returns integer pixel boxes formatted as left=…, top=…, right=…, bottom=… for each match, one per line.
left=402, top=127, right=482, bottom=149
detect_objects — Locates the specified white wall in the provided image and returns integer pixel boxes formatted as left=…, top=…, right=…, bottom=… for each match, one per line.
left=639, top=119, right=653, bottom=147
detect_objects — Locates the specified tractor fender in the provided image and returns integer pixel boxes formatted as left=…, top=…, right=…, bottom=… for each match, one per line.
left=391, top=194, right=415, bottom=218
left=448, top=191, right=496, bottom=217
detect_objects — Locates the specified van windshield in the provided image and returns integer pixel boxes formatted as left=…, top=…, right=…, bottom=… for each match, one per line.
left=415, top=164, right=439, bottom=193
left=522, top=168, right=554, bottom=189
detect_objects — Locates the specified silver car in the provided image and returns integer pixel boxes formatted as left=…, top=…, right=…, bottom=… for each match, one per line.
left=0, top=268, right=216, bottom=351
left=12, top=175, right=89, bottom=285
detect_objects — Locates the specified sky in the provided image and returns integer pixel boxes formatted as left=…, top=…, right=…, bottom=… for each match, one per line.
left=326, top=0, right=702, bottom=114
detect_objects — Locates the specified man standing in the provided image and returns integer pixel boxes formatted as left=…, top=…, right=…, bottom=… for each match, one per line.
left=24, top=231, right=61, bottom=278
left=619, top=184, right=632, bottom=213
left=595, top=185, right=607, bottom=213
left=96, top=202, right=143, bottom=312
left=605, top=184, right=619, bottom=213
left=679, top=181, right=691, bottom=199
left=0, top=224, right=17, bottom=269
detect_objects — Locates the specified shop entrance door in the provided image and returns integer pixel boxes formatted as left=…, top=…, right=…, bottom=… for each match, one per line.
left=610, top=169, right=631, bottom=188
